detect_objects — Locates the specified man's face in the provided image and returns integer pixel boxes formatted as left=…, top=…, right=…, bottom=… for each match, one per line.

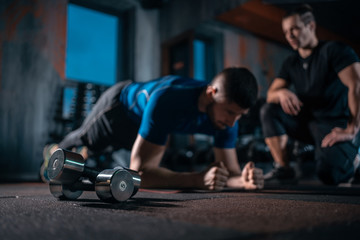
left=206, top=99, right=249, bottom=130
left=282, top=14, right=314, bottom=50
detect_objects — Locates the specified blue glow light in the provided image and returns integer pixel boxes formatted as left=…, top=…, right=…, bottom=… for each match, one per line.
left=65, top=4, right=118, bottom=86
left=193, top=39, right=206, bottom=81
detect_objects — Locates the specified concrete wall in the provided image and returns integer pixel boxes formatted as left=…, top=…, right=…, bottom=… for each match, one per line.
left=0, top=0, right=66, bottom=181
left=159, top=0, right=248, bottom=42
left=220, top=25, right=292, bottom=98
left=158, top=0, right=292, bottom=98
left=134, top=6, right=160, bottom=82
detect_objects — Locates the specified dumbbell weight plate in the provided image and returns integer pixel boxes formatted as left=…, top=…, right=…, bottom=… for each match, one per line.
left=47, top=148, right=85, bottom=184
left=125, top=168, right=141, bottom=196
left=49, top=182, right=83, bottom=200
left=95, top=169, right=135, bottom=202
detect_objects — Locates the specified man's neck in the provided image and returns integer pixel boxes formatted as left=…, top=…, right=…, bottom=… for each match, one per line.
left=298, top=38, right=319, bottom=58
left=198, top=87, right=210, bottom=113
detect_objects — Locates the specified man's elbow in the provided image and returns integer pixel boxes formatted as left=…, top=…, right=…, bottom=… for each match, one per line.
left=130, top=157, right=156, bottom=175
left=129, top=155, right=142, bottom=172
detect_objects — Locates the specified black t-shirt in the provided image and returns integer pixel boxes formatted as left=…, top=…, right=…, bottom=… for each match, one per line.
left=278, top=41, right=359, bottom=120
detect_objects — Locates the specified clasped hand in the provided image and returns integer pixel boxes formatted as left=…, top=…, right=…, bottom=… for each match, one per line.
left=201, top=161, right=264, bottom=190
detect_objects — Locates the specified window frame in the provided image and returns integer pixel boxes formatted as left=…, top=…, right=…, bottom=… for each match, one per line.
left=161, top=29, right=223, bottom=82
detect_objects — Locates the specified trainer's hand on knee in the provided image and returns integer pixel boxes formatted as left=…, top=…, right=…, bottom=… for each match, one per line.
left=200, top=161, right=229, bottom=191
left=278, top=89, right=303, bottom=116
left=321, top=127, right=356, bottom=147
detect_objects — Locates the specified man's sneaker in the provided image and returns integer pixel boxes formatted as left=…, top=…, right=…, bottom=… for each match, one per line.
left=264, top=165, right=297, bottom=185
left=40, top=144, right=58, bottom=183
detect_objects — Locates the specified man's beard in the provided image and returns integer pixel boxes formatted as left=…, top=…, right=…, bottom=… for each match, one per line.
left=206, top=103, right=225, bottom=130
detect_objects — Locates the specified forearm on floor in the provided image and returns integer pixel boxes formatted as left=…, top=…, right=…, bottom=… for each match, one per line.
left=139, top=167, right=201, bottom=189
left=226, top=175, right=244, bottom=189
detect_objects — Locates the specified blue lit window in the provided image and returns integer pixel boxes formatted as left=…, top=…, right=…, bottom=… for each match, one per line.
left=66, top=4, right=119, bottom=86
left=193, top=39, right=206, bottom=81
left=62, top=87, right=76, bottom=119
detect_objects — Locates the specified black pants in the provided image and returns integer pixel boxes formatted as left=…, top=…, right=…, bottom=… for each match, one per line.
left=59, top=80, right=139, bottom=158
left=260, top=103, right=359, bottom=185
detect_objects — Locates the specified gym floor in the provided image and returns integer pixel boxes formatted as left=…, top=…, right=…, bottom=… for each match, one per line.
left=1, top=181, right=359, bottom=240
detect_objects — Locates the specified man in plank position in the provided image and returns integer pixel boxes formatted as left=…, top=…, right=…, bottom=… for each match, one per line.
left=42, top=67, right=264, bottom=190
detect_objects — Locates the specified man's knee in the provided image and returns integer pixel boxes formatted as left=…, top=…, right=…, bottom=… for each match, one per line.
left=317, top=162, right=341, bottom=185
left=260, top=103, right=286, bottom=138
left=316, top=146, right=354, bottom=185
left=260, top=103, right=278, bottom=123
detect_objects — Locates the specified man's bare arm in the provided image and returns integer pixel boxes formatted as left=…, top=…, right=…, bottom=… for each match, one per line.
left=339, top=62, right=360, bottom=134
left=130, top=134, right=228, bottom=189
left=267, top=78, right=302, bottom=115
left=321, top=62, right=360, bottom=147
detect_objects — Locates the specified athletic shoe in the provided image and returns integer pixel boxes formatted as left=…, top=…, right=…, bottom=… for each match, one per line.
left=264, top=165, right=297, bottom=185
left=40, top=144, right=58, bottom=183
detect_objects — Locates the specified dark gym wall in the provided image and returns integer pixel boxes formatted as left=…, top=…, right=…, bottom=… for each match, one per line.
left=159, top=0, right=248, bottom=42
left=158, top=0, right=291, bottom=98
left=0, top=0, right=67, bottom=181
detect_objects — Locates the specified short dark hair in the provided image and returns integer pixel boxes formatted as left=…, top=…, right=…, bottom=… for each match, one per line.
left=216, top=67, right=258, bottom=109
left=284, top=4, right=315, bottom=25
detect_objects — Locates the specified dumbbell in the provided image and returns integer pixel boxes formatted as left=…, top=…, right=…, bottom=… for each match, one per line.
left=49, top=179, right=95, bottom=200
left=47, top=148, right=141, bottom=202
left=95, top=168, right=141, bottom=202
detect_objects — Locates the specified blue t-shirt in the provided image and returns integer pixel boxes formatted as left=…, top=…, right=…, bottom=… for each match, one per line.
left=119, top=75, right=238, bottom=148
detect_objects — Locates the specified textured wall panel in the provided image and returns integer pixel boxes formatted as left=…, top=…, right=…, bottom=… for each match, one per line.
left=0, top=0, right=67, bottom=181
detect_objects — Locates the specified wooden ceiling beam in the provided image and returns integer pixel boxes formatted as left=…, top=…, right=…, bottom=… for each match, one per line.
left=216, top=0, right=360, bottom=53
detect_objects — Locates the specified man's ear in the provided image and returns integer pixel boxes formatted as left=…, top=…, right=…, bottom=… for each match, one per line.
left=309, top=20, right=316, bottom=32
left=206, top=85, right=217, bottom=98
